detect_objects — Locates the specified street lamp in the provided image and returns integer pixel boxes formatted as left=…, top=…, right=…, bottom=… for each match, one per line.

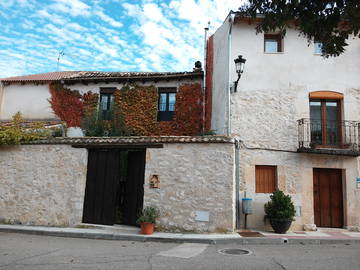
left=233, top=55, right=246, bottom=92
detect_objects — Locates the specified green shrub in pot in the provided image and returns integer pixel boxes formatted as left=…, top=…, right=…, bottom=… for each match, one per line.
left=264, top=190, right=296, bottom=234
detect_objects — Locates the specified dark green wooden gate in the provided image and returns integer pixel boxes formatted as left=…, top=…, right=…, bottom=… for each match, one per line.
left=82, top=149, right=146, bottom=226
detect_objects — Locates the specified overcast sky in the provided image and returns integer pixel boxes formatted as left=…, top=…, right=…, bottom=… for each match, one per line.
left=0, top=0, right=246, bottom=78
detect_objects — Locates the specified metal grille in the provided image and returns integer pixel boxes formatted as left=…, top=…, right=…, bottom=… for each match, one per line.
left=298, top=118, right=359, bottom=150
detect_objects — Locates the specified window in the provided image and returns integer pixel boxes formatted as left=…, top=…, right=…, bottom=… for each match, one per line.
left=255, top=165, right=277, bottom=193
left=310, top=99, right=342, bottom=146
left=157, top=87, right=176, bottom=121
left=100, top=87, right=115, bottom=120
left=314, top=41, right=323, bottom=55
left=264, top=34, right=283, bottom=53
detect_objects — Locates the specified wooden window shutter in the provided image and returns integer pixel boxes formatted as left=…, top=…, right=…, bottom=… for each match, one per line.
left=255, top=165, right=277, bottom=193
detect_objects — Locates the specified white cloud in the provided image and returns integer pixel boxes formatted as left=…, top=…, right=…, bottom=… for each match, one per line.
left=35, top=9, right=67, bottom=25
left=49, top=0, right=91, bottom=17
left=143, top=3, right=163, bottom=22
left=95, top=10, right=123, bottom=28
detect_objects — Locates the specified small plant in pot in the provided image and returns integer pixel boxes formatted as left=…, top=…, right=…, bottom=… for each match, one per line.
left=264, top=190, right=296, bottom=234
left=136, top=206, right=160, bottom=235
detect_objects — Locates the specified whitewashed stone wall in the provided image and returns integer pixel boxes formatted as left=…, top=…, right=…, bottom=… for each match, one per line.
left=0, top=145, right=87, bottom=226
left=144, top=143, right=236, bottom=233
left=239, top=149, right=360, bottom=231
left=0, top=78, right=202, bottom=120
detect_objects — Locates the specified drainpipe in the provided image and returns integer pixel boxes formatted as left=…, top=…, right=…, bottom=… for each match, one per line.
left=235, top=138, right=241, bottom=230
left=203, top=22, right=210, bottom=133
left=227, top=12, right=235, bottom=136
left=0, top=81, right=4, bottom=119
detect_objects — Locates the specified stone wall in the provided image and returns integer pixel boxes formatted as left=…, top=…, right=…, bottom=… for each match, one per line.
left=0, top=145, right=87, bottom=226
left=239, top=148, right=360, bottom=231
left=144, top=143, right=236, bottom=233
left=0, top=141, right=236, bottom=233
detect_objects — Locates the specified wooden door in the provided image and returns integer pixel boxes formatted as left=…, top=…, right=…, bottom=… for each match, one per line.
left=122, top=150, right=146, bottom=226
left=313, top=168, right=343, bottom=228
left=82, top=149, right=121, bottom=225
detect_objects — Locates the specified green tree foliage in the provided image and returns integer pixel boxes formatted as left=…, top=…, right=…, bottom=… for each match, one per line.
left=239, top=0, right=360, bottom=56
left=0, top=112, right=50, bottom=145
left=264, top=190, right=296, bottom=221
left=81, top=105, right=130, bottom=137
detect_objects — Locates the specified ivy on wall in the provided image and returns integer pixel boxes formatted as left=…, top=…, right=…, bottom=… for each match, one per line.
left=48, top=82, right=205, bottom=136
left=159, top=83, right=203, bottom=136
left=48, top=83, right=98, bottom=127
left=114, top=85, right=159, bottom=136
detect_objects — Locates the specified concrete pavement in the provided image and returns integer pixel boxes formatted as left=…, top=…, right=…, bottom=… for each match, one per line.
left=1, top=232, right=359, bottom=270
left=0, top=224, right=360, bottom=245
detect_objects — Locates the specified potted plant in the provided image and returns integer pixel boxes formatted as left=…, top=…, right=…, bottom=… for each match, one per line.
left=264, top=190, right=296, bottom=234
left=136, top=206, right=160, bottom=235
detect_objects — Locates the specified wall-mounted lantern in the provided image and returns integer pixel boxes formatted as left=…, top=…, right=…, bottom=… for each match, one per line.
left=233, top=55, right=246, bottom=92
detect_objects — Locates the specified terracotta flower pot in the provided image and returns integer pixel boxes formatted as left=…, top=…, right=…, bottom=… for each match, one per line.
left=140, top=222, right=154, bottom=235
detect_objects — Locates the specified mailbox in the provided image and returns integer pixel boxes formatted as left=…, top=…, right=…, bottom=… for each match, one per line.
left=242, top=198, right=253, bottom=215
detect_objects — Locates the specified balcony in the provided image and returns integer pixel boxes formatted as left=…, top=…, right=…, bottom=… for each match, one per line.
left=297, top=118, right=360, bottom=156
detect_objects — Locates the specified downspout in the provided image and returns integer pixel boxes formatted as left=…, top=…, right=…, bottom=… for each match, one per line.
left=227, top=12, right=235, bottom=136
left=235, top=138, right=241, bottom=230
left=227, top=12, right=241, bottom=230
left=203, top=22, right=210, bottom=134
left=0, top=82, right=4, bottom=119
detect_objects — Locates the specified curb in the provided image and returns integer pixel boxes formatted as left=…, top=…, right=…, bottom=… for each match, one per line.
left=1, top=226, right=359, bottom=245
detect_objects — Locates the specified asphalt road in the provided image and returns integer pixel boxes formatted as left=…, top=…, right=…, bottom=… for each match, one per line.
left=0, top=232, right=359, bottom=270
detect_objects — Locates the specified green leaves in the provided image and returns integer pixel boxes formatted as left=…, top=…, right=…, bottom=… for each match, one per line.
left=239, top=0, right=360, bottom=56
left=264, top=190, right=296, bottom=221
left=136, top=206, right=160, bottom=224
left=0, top=112, right=50, bottom=145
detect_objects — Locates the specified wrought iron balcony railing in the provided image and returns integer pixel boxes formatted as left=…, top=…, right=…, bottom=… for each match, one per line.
left=298, top=118, right=360, bottom=153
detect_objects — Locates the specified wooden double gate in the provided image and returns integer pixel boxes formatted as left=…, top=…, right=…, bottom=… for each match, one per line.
left=82, top=149, right=146, bottom=226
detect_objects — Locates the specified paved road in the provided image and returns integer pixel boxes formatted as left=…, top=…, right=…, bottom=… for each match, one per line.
left=0, top=232, right=359, bottom=269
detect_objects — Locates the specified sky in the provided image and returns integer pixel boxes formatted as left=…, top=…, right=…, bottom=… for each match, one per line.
left=0, top=0, right=246, bottom=78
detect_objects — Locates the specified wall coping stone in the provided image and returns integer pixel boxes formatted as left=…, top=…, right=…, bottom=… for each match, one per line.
left=23, top=136, right=235, bottom=146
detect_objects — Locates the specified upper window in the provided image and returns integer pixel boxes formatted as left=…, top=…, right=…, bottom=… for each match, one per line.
left=100, top=87, right=115, bottom=120
left=255, top=165, right=277, bottom=193
left=157, top=87, right=176, bottom=121
left=264, top=34, right=283, bottom=53
left=314, top=41, right=323, bottom=55
left=309, top=91, right=344, bottom=146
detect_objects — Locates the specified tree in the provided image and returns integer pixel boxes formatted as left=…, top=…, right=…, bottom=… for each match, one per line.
left=238, top=0, right=360, bottom=57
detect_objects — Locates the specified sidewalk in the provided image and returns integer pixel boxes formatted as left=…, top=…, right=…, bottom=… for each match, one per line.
left=1, top=224, right=359, bottom=245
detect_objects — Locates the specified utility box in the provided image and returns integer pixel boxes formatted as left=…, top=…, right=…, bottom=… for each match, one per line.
left=242, top=198, right=253, bottom=215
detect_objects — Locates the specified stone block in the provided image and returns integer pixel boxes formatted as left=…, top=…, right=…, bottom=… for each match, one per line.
left=303, top=223, right=317, bottom=231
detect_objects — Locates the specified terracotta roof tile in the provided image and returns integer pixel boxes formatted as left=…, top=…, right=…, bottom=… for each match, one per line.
left=0, top=70, right=203, bottom=84
left=0, top=71, right=79, bottom=83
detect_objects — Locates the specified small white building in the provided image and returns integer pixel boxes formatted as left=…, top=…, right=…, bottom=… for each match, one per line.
left=0, top=70, right=203, bottom=121
left=207, top=11, right=360, bottom=231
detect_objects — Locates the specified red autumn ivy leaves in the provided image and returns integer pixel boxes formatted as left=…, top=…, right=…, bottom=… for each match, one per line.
left=48, top=82, right=205, bottom=135
left=48, top=83, right=98, bottom=127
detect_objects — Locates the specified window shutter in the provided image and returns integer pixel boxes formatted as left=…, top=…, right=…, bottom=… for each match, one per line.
left=255, top=165, right=276, bottom=193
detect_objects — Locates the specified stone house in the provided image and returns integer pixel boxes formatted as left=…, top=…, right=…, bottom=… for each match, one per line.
left=0, top=67, right=207, bottom=135
left=1, top=11, right=359, bottom=233
left=206, top=11, right=360, bottom=231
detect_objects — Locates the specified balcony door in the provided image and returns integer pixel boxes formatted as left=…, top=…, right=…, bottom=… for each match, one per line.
left=310, top=99, right=341, bottom=147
